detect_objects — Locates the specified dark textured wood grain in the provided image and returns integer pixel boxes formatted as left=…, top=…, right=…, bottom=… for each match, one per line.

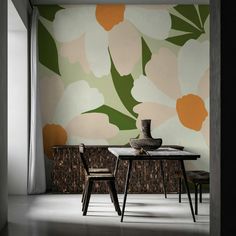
left=51, top=145, right=182, bottom=194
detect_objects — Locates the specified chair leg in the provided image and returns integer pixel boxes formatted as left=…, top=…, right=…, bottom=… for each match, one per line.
left=108, top=184, right=114, bottom=203
left=82, top=181, right=89, bottom=211
left=81, top=181, right=88, bottom=203
left=83, top=180, right=93, bottom=216
left=199, top=184, right=202, bottom=203
left=179, top=177, right=182, bottom=203
left=194, top=184, right=198, bottom=215
left=108, top=180, right=121, bottom=216
left=108, top=181, right=117, bottom=212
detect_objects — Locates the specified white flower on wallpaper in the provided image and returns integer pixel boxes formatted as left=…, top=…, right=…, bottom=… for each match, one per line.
left=53, top=80, right=104, bottom=126
left=124, top=6, right=171, bottom=40
left=132, top=39, right=209, bottom=142
left=52, top=5, right=171, bottom=77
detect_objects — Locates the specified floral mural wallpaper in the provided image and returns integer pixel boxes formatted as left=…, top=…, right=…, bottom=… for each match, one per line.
left=38, top=4, right=209, bottom=170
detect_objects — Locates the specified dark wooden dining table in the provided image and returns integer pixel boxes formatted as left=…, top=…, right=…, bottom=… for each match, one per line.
left=108, top=147, right=200, bottom=222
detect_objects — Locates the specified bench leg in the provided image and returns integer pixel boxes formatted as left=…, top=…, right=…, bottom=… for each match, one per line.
left=160, top=160, right=167, bottom=198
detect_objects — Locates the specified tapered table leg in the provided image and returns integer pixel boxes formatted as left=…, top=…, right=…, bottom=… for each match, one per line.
left=194, top=184, right=198, bottom=215
left=179, top=160, right=196, bottom=222
left=160, top=160, right=167, bottom=198
left=121, top=160, right=133, bottom=222
left=179, top=177, right=182, bottom=203
left=199, top=184, right=202, bottom=203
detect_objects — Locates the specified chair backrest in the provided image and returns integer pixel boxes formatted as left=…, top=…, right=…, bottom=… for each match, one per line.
left=79, top=143, right=90, bottom=176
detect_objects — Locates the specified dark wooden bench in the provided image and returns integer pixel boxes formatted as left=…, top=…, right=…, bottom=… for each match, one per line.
left=178, top=170, right=209, bottom=215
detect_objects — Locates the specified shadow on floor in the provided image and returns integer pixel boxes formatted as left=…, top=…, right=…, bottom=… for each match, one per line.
left=1, top=220, right=209, bottom=236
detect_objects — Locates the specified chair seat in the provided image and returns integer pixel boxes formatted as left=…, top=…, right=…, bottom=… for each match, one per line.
left=186, top=170, right=209, bottom=184
left=89, top=168, right=110, bottom=173
left=86, top=173, right=115, bottom=180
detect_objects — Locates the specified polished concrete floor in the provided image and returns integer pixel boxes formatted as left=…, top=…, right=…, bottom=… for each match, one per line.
left=1, top=194, right=209, bottom=236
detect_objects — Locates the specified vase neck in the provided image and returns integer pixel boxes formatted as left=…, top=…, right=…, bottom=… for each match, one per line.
left=140, top=120, right=152, bottom=139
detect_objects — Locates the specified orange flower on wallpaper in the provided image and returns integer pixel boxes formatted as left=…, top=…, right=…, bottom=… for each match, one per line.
left=43, top=124, right=67, bottom=159
left=96, top=4, right=125, bottom=31
left=176, top=94, right=208, bottom=131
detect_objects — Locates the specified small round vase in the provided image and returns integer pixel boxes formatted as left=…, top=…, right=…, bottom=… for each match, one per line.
left=129, top=119, right=162, bottom=151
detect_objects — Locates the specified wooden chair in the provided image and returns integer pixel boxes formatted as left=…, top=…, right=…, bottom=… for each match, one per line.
left=79, top=143, right=121, bottom=216
left=81, top=162, right=110, bottom=203
left=178, top=170, right=209, bottom=215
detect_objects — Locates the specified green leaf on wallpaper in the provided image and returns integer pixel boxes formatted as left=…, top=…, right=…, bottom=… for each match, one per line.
left=141, top=37, right=152, bottom=76
left=37, top=5, right=64, bottom=21
left=38, top=20, right=61, bottom=75
left=110, top=52, right=140, bottom=118
left=166, top=5, right=209, bottom=46
left=174, top=5, right=202, bottom=30
left=166, top=32, right=201, bottom=46
left=198, top=5, right=210, bottom=26
left=84, top=105, right=137, bottom=130
left=169, top=14, right=200, bottom=33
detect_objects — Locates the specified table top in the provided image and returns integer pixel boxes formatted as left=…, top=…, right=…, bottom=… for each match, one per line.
left=108, top=147, right=200, bottom=161
left=51, top=144, right=184, bottom=150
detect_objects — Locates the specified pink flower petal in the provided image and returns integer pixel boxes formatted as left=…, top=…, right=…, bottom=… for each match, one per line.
left=60, top=35, right=90, bottom=74
left=146, top=48, right=181, bottom=100
left=66, top=113, right=119, bottom=139
left=109, top=21, right=141, bottom=76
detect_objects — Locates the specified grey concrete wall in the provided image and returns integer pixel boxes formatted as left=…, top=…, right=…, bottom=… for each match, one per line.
left=210, top=0, right=220, bottom=235
left=8, top=30, right=28, bottom=195
left=7, top=0, right=31, bottom=197
left=12, top=0, right=32, bottom=29
left=0, top=0, right=8, bottom=231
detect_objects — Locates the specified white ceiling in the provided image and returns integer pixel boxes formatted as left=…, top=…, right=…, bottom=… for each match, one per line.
left=31, top=0, right=209, bottom=5
left=8, top=0, right=26, bottom=31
